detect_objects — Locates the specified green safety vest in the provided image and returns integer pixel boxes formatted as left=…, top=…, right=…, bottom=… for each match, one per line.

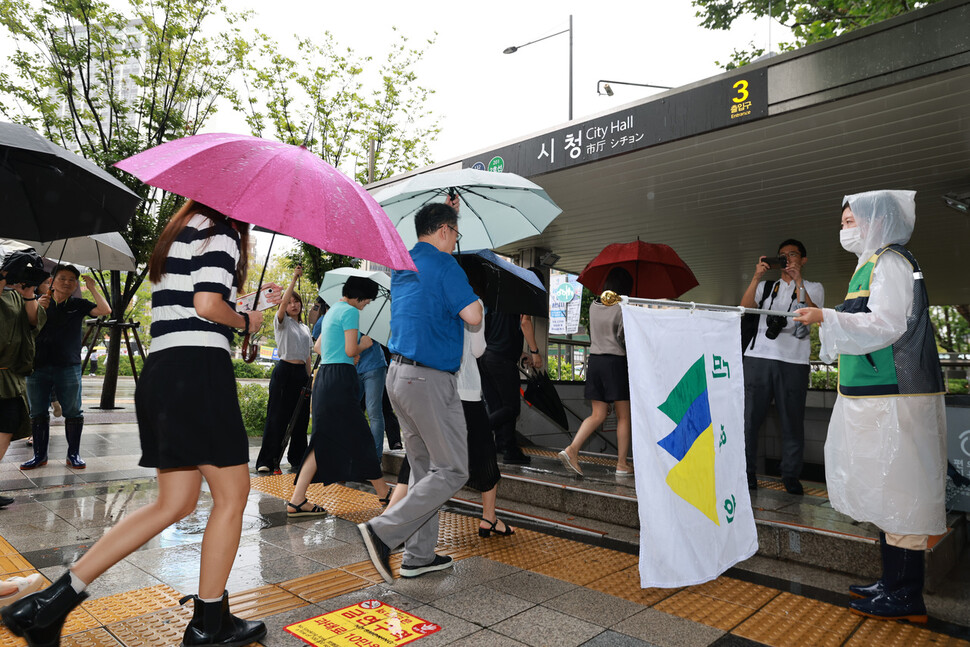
left=837, top=245, right=943, bottom=398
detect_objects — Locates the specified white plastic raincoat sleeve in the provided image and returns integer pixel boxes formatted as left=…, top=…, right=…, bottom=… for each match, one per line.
left=818, top=253, right=946, bottom=537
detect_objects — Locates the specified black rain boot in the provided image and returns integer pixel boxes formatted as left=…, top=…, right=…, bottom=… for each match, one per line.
left=20, top=417, right=49, bottom=470
left=0, top=571, right=89, bottom=647
left=849, top=532, right=888, bottom=598
left=64, top=417, right=86, bottom=469
left=850, top=542, right=928, bottom=623
left=180, top=591, right=267, bottom=647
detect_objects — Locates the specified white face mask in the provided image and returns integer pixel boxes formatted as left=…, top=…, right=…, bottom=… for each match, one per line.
left=840, top=227, right=864, bottom=254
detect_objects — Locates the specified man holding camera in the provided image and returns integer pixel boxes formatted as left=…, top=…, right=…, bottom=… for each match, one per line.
left=741, top=240, right=823, bottom=495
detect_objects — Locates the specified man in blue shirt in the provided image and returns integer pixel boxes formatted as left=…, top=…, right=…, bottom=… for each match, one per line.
left=358, top=199, right=482, bottom=583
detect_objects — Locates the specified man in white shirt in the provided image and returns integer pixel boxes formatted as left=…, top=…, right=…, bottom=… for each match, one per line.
left=741, top=239, right=823, bottom=495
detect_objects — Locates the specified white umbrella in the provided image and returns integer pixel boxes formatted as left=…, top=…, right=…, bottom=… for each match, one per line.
left=317, top=268, right=391, bottom=346
left=371, top=168, right=562, bottom=251
left=5, top=232, right=136, bottom=271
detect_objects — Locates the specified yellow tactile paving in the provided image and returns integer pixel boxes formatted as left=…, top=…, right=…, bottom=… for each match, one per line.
left=758, top=592, right=863, bottom=637
left=525, top=447, right=617, bottom=467
left=732, top=611, right=854, bottom=647
left=228, top=585, right=309, bottom=620
left=62, top=627, right=124, bottom=647
left=81, top=584, right=182, bottom=624
left=844, top=619, right=970, bottom=647
left=103, top=606, right=193, bottom=647
left=688, top=577, right=781, bottom=610
left=531, top=546, right=638, bottom=586
left=1, top=479, right=967, bottom=647
left=60, top=605, right=104, bottom=635
left=654, top=589, right=761, bottom=631
left=0, top=554, right=32, bottom=576
left=280, top=568, right=374, bottom=603
left=585, top=565, right=680, bottom=606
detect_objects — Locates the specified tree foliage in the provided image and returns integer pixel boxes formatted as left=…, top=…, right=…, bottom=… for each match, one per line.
left=0, top=0, right=251, bottom=406
left=691, top=0, right=945, bottom=68
left=240, top=28, right=441, bottom=286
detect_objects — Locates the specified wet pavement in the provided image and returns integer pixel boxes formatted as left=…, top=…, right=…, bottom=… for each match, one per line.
left=1, top=377, right=968, bottom=647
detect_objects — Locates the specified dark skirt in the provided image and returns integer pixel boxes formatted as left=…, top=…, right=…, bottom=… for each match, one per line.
left=464, top=399, right=500, bottom=492
left=299, top=362, right=382, bottom=485
left=584, top=354, right=630, bottom=403
left=396, top=399, right=500, bottom=493
left=255, top=361, right=310, bottom=469
left=137, top=346, right=249, bottom=469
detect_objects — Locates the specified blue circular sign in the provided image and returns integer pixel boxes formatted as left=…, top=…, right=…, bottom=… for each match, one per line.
left=471, top=162, right=486, bottom=171
left=555, top=283, right=576, bottom=303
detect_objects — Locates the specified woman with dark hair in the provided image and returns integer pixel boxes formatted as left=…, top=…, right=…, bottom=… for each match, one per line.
left=1, top=200, right=267, bottom=647
left=255, top=266, right=312, bottom=473
left=286, top=275, right=390, bottom=516
left=558, top=266, right=633, bottom=477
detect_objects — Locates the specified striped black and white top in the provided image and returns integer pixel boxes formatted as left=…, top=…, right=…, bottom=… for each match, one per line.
left=149, top=213, right=240, bottom=354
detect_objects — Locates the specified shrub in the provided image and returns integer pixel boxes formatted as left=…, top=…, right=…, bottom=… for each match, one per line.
left=810, top=368, right=838, bottom=390
left=238, top=383, right=269, bottom=436
left=232, top=359, right=272, bottom=379
left=117, top=354, right=145, bottom=376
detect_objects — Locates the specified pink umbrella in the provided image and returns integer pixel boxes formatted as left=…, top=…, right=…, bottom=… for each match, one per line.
left=114, top=133, right=416, bottom=271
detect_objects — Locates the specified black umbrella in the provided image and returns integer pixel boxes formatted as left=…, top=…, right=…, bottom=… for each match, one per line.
left=454, top=249, right=547, bottom=317
left=521, top=368, right=569, bottom=430
left=0, top=122, right=141, bottom=241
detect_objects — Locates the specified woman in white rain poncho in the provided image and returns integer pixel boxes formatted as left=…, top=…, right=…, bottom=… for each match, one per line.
left=795, top=190, right=945, bottom=624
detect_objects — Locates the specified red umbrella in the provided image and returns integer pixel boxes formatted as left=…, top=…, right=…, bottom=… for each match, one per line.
left=114, top=133, right=416, bottom=271
left=577, top=241, right=698, bottom=299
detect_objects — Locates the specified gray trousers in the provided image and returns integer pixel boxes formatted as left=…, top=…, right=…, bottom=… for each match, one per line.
left=743, top=356, right=809, bottom=479
left=371, top=361, right=469, bottom=564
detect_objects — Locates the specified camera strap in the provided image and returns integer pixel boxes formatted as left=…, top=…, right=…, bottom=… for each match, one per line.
left=766, top=280, right=798, bottom=313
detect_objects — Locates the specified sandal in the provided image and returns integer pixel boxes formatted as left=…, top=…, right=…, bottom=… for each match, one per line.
left=479, top=518, right=515, bottom=538
left=286, top=499, right=327, bottom=518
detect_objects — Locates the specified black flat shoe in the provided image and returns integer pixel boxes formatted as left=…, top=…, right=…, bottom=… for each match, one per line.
left=479, top=518, right=515, bottom=538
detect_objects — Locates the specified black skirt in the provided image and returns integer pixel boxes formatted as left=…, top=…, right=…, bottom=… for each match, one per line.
left=584, top=354, right=631, bottom=403
left=299, top=362, right=382, bottom=485
left=464, top=399, right=500, bottom=492
left=136, top=346, right=249, bottom=469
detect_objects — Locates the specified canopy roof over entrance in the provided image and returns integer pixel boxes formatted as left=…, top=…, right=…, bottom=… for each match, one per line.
left=370, top=0, right=970, bottom=305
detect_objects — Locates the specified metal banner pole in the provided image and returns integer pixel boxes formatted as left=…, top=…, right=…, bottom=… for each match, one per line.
left=600, top=291, right=798, bottom=318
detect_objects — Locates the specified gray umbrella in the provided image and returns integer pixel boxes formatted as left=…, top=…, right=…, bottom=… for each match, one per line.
left=4, top=232, right=136, bottom=271
left=0, top=122, right=141, bottom=241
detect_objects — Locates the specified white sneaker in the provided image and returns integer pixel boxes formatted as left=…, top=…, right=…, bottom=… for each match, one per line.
left=255, top=465, right=271, bottom=474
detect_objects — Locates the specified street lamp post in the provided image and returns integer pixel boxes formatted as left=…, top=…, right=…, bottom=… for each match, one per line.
left=504, top=15, right=573, bottom=121
left=596, top=80, right=672, bottom=96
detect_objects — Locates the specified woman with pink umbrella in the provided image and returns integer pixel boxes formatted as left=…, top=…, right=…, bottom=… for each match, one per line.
left=1, top=200, right=267, bottom=647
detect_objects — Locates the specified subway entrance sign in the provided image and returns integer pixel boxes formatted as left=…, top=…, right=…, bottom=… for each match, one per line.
left=285, top=600, right=441, bottom=646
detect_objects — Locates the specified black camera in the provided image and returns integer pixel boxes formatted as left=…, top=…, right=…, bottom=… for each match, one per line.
left=765, top=314, right=787, bottom=340
left=0, top=249, right=49, bottom=287
left=764, top=256, right=788, bottom=269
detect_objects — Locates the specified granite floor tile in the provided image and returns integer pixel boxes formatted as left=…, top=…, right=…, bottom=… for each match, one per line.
left=485, top=569, right=579, bottom=604
left=82, top=561, right=168, bottom=599
left=388, top=567, right=481, bottom=604
left=250, top=604, right=326, bottom=647
left=249, top=524, right=335, bottom=556
left=429, top=584, right=535, bottom=627
left=612, top=609, right=725, bottom=647
left=582, top=630, right=659, bottom=647
left=302, top=539, right=369, bottom=568
left=311, top=583, right=423, bottom=614
left=446, top=556, right=520, bottom=583
left=491, top=605, right=603, bottom=647
left=406, top=603, right=484, bottom=646
left=544, top=586, right=645, bottom=627
left=447, top=629, right=530, bottom=646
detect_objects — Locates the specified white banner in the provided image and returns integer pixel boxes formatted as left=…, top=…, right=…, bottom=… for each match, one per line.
left=622, top=305, right=757, bottom=588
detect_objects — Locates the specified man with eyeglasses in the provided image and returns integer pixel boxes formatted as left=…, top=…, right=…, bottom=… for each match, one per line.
left=358, top=197, right=482, bottom=583
left=740, top=239, right=823, bottom=495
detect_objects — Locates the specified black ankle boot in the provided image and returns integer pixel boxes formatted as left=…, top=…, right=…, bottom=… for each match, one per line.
left=180, top=591, right=266, bottom=647
left=0, top=571, right=89, bottom=647
left=64, top=417, right=86, bottom=469
left=20, top=416, right=49, bottom=470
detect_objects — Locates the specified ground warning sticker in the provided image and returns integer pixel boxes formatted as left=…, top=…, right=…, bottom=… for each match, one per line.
left=285, top=600, right=441, bottom=646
